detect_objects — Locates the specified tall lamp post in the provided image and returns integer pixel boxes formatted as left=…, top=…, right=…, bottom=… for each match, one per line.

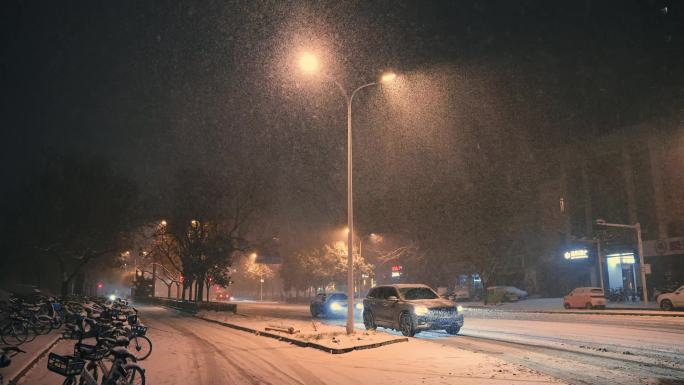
left=299, top=52, right=396, bottom=334
left=595, top=219, right=648, bottom=303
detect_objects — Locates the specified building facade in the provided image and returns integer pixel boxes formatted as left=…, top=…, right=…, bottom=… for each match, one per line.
left=535, top=124, right=684, bottom=298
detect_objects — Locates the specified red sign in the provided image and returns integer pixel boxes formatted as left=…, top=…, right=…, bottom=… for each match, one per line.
left=391, top=265, right=402, bottom=272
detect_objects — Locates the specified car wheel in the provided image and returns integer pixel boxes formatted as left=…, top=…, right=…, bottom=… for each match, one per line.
left=363, top=309, right=376, bottom=330
left=585, top=303, right=593, bottom=310
left=399, top=312, right=416, bottom=337
left=563, top=303, right=571, bottom=309
left=446, top=326, right=460, bottom=335
left=660, top=299, right=674, bottom=311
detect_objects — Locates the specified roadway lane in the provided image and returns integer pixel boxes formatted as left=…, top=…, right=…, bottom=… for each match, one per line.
left=232, top=301, right=684, bottom=385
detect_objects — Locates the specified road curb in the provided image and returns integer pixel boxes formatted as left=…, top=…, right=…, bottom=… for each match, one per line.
left=7, top=335, right=62, bottom=385
left=195, top=315, right=409, bottom=354
left=463, top=306, right=684, bottom=317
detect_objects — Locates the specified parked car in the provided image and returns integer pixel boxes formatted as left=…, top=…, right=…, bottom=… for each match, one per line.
left=563, top=287, right=606, bottom=309
left=362, top=284, right=464, bottom=337
left=657, top=285, right=684, bottom=311
left=310, top=292, right=360, bottom=318
left=486, top=286, right=528, bottom=303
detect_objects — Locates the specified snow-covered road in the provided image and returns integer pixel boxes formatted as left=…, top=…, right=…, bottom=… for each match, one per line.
left=233, top=301, right=684, bottom=385
left=19, top=305, right=562, bottom=385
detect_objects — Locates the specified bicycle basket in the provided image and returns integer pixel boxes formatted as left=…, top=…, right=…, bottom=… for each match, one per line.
left=133, top=325, right=147, bottom=336
left=47, top=353, right=84, bottom=376
left=74, top=343, right=106, bottom=361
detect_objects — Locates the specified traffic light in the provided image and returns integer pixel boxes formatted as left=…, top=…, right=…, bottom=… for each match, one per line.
left=97, top=283, right=103, bottom=289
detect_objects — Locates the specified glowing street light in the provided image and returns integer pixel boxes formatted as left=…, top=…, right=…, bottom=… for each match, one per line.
left=299, top=52, right=320, bottom=74
left=381, top=72, right=397, bottom=83
left=299, top=52, right=397, bottom=335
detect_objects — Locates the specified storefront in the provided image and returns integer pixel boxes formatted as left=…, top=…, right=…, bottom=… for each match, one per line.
left=605, top=252, right=639, bottom=291
left=643, top=237, right=684, bottom=290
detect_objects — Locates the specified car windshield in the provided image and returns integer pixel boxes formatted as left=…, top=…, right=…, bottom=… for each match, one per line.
left=398, top=287, right=438, bottom=300
left=328, top=294, right=347, bottom=301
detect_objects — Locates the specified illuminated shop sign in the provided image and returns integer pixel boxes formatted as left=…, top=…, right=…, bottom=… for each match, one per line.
left=564, top=249, right=589, bottom=260
left=391, top=265, right=402, bottom=278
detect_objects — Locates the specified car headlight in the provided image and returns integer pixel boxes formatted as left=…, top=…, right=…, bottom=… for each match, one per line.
left=457, top=305, right=464, bottom=312
left=330, top=302, right=343, bottom=311
left=414, top=306, right=429, bottom=316
left=355, top=303, right=363, bottom=310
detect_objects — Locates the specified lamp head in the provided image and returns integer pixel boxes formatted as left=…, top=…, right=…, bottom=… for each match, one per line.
left=381, top=72, right=397, bottom=83
left=299, top=52, right=320, bottom=74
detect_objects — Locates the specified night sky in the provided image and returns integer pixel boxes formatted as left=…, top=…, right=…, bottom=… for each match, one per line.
left=2, top=1, right=681, bottom=230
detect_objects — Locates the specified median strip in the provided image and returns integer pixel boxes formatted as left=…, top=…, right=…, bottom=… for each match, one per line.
left=195, top=313, right=408, bottom=354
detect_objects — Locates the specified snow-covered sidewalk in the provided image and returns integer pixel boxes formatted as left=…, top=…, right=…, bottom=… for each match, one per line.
left=0, top=332, right=61, bottom=385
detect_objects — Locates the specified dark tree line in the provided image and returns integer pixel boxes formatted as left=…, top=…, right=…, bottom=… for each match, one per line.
left=1, top=152, right=139, bottom=296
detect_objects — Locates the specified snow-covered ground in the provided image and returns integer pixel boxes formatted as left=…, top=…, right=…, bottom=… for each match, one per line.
left=197, top=309, right=406, bottom=350
left=232, top=301, right=684, bottom=385
left=19, top=305, right=563, bottom=385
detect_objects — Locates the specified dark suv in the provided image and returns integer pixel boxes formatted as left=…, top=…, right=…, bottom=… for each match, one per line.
left=362, top=284, right=464, bottom=337
left=310, top=292, right=348, bottom=318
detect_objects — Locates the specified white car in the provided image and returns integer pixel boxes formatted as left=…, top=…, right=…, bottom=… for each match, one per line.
left=657, top=285, right=684, bottom=311
left=564, top=287, right=606, bottom=309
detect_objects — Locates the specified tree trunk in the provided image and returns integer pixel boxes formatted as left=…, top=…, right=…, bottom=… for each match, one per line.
left=167, top=284, right=172, bottom=298
left=481, top=274, right=489, bottom=305
left=196, top=279, right=204, bottom=302
left=61, top=280, right=70, bottom=298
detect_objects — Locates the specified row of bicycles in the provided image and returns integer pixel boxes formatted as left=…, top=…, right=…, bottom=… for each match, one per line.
left=0, top=293, right=64, bottom=346
left=1, top=290, right=66, bottom=384
left=1, top=293, right=151, bottom=385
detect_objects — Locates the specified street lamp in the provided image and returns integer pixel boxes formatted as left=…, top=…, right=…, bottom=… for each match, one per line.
left=595, top=219, right=648, bottom=303
left=300, top=52, right=396, bottom=334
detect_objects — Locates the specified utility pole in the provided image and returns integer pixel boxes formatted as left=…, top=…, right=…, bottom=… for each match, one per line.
left=596, top=238, right=604, bottom=292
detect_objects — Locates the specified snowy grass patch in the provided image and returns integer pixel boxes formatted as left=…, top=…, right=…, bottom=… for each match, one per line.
left=197, top=310, right=407, bottom=352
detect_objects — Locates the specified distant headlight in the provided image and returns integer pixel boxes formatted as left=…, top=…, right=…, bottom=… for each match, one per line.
left=330, top=302, right=343, bottom=311
left=414, top=306, right=429, bottom=316
left=457, top=305, right=464, bottom=312
left=108, top=294, right=116, bottom=301
left=355, top=303, right=363, bottom=310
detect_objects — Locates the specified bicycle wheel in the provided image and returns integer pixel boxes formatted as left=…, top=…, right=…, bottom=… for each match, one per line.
left=62, top=376, right=77, bottom=385
left=124, top=366, right=145, bottom=385
left=32, top=317, right=50, bottom=335
left=78, top=362, right=98, bottom=385
left=51, top=316, right=63, bottom=330
left=130, top=336, right=152, bottom=361
left=1, top=322, right=28, bottom=346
